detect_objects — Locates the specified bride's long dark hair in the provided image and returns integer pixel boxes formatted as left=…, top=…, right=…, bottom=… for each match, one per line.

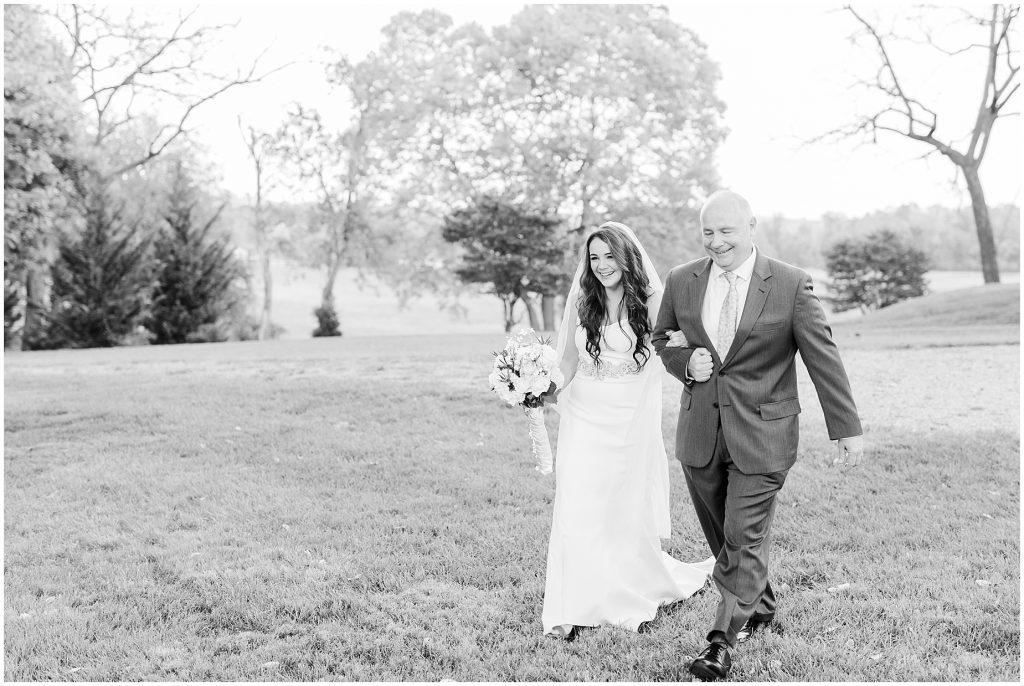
left=576, top=225, right=653, bottom=369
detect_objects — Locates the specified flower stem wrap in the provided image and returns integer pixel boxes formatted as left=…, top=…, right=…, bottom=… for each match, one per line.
left=525, top=406, right=553, bottom=475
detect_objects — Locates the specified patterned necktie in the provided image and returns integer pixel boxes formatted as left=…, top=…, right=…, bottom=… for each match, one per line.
left=717, top=271, right=739, bottom=357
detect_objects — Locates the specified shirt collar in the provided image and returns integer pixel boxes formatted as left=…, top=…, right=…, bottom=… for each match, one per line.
left=710, top=246, right=758, bottom=283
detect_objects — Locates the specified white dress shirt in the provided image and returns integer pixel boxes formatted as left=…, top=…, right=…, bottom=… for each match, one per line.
left=702, top=246, right=758, bottom=356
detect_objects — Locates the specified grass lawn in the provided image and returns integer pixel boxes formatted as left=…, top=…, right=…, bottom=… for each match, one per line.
left=4, top=319, right=1020, bottom=679
left=254, top=262, right=1020, bottom=340
left=830, top=284, right=1020, bottom=350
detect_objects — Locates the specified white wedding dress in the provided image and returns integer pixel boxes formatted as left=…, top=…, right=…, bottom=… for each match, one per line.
left=542, top=322, right=715, bottom=634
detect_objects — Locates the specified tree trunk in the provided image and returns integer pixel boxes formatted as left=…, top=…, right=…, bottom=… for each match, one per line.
left=322, top=252, right=342, bottom=311
left=254, top=159, right=272, bottom=340
left=501, top=296, right=518, bottom=333
left=22, top=266, right=47, bottom=350
left=258, top=248, right=272, bottom=340
left=575, top=193, right=595, bottom=252
left=523, top=293, right=543, bottom=331
left=7, top=272, right=27, bottom=351
left=962, top=164, right=1000, bottom=284
left=540, top=294, right=556, bottom=332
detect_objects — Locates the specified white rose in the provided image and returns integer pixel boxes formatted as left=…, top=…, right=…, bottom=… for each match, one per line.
left=550, top=368, right=565, bottom=388
left=511, top=373, right=531, bottom=393
left=539, top=345, right=558, bottom=366
left=530, top=374, right=552, bottom=396
left=497, top=385, right=522, bottom=406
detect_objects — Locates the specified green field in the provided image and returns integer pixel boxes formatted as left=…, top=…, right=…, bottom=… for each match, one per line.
left=4, top=290, right=1020, bottom=681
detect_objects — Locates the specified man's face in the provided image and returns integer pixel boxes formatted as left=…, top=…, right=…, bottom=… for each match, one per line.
left=701, top=203, right=755, bottom=271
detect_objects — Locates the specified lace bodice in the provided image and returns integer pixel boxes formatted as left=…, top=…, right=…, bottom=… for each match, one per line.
left=574, top=321, right=647, bottom=381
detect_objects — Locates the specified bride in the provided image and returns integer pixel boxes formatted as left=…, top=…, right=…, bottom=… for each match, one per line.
left=542, top=222, right=714, bottom=639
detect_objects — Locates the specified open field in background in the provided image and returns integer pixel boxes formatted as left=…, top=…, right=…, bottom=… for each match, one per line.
left=268, top=261, right=1020, bottom=339
left=4, top=286, right=1019, bottom=681
left=831, top=283, right=1020, bottom=349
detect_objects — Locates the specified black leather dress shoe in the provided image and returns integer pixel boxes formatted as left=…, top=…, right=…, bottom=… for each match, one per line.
left=689, top=642, right=731, bottom=681
left=736, top=614, right=774, bottom=644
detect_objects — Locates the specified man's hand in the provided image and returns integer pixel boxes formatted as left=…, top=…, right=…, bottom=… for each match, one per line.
left=833, top=435, right=865, bottom=469
left=686, top=348, right=714, bottom=382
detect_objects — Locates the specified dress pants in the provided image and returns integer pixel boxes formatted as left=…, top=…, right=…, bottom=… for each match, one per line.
left=683, top=420, right=788, bottom=648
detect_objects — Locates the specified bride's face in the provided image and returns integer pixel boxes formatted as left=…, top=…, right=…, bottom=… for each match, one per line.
left=589, top=238, right=623, bottom=290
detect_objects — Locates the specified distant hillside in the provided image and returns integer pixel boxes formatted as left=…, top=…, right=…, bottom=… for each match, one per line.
left=846, top=284, right=1019, bottom=328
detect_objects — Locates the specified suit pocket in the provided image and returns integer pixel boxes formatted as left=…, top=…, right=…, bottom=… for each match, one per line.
left=680, top=390, right=691, bottom=411
left=752, top=319, right=786, bottom=331
left=759, top=398, right=801, bottom=420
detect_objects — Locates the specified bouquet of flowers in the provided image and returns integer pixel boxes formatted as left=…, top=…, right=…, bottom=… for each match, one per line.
left=488, top=329, right=565, bottom=475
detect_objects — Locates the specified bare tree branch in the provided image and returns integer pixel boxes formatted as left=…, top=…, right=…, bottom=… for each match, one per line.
left=846, top=5, right=938, bottom=137
left=51, top=4, right=294, bottom=181
left=821, top=4, right=1019, bottom=284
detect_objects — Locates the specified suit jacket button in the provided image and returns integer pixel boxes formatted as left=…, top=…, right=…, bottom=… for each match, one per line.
left=719, top=371, right=727, bottom=377
left=713, top=401, right=719, bottom=409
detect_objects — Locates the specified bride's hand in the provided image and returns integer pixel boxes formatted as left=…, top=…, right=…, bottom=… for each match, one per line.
left=665, top=330, right=689, bottom=348
left=540, top=387, right=561, bottom=405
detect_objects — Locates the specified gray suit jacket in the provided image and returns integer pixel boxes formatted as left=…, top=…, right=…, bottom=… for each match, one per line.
left=653, top=252, right=862, bottom=474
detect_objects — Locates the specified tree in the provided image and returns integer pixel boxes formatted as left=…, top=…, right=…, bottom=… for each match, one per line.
left=38, top=184, right=152, bottom=348
left=272, top=91, right=374, bottom=337
left=488, top=5, right=726, bottom=277
left=341, top=11, right=496, bottom=319
left=825, top=229, right=929, bottom=313
left=361, top=11, right=492, bottom=214
left=49, top=4, right=280, bottom=181
left=145, top=160, right=243, bottom=344
left=4, top=4, right=86, bottom=350
left=7, top=5, right=282, bottom=347
left=361, top=7, right=725, bottom=328
left=828, top=5, right=1019, bottom=284
left=240, top=120, right=277, bottom=341
left=4, top=283, right=21, bottom=348
left=442, top=198, right=568, bottom=332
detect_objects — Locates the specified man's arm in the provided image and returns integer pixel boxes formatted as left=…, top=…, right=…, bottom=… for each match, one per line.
left=792, top=273, right=863, bottom=441
left=653, top=270, right=696, bottom=386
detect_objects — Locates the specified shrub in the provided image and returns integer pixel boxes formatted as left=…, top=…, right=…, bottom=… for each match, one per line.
left=824, top=229, right=929, bottom=313
left=312, top=303, right=342, bottom=337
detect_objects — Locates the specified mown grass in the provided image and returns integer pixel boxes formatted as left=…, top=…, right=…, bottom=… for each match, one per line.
left=4, top=325, right=1019, bottom=680
left=850, top=284, right=1020, bottom=327
left=831, top=284, right=1020, bottom=350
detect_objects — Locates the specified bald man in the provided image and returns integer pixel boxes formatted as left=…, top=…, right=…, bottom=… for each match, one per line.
left=653, top=190, right=863, bottom=681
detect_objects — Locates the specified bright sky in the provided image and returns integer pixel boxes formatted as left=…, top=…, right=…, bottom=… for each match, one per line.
left=185, top=2, right=1021, bottom=219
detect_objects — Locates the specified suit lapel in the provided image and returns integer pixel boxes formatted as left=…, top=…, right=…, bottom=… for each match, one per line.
left=686, top=259, right=719, bottom=365
left=722, top=252, right=773, bottom=366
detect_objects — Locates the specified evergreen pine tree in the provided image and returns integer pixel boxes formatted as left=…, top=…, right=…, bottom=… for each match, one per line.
left=40, top=185, right=152, bottom=348
left=146, top=163, right=243, bottom=344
